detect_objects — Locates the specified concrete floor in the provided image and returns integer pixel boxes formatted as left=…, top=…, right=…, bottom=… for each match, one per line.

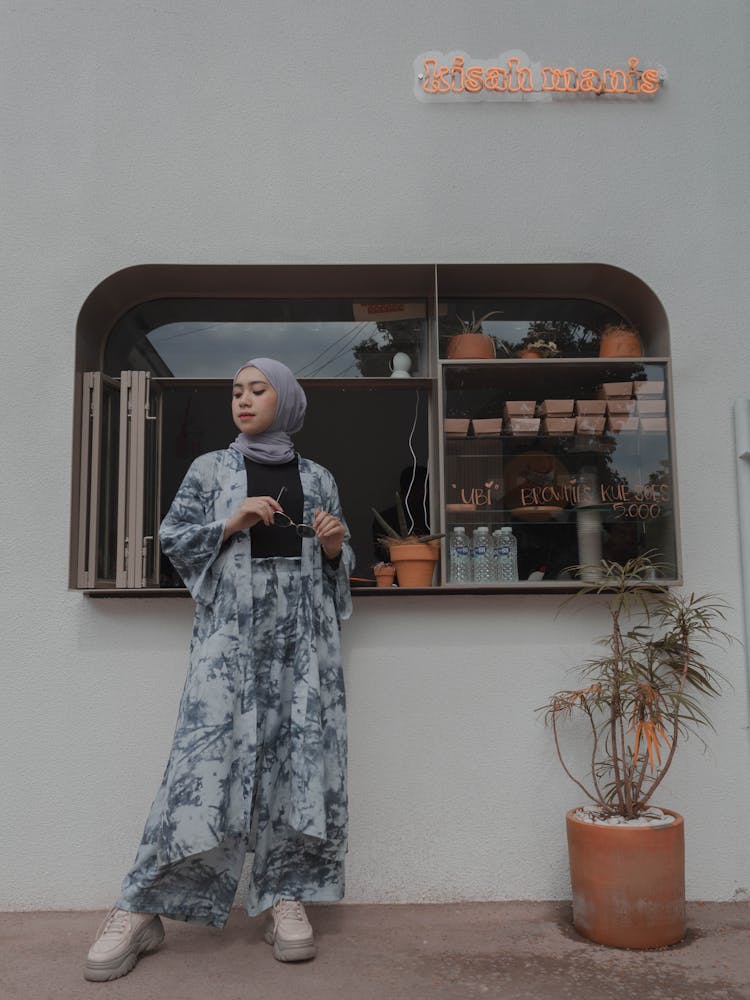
left=1, top=902, right=749, bottom=1000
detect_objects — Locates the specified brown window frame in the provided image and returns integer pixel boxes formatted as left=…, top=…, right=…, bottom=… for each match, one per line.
left=71, top=262, right=675, bottom=595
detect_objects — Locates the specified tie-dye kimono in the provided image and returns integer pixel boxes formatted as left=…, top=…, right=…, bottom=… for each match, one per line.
left=118, top=448, right=354, bottom=921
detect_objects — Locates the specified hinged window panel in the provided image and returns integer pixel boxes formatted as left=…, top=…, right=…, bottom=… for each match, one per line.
left=76, top=373, right=120, bottom=587
left=115, top=372, right=163, bottom=588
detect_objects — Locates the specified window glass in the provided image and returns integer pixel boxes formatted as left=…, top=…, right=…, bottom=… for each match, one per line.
left=439, top=298, right=626, bottom=359
left=105, top=299, right=429, bottom=378
left=443, top=361, right=677, bottom=582
left=156, top=382, right=430, bottom=585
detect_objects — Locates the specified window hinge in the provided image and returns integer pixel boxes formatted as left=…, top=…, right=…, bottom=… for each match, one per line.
left=141, top=535, right=153, bottom=582
left=144, top=374, right=158, bottom=421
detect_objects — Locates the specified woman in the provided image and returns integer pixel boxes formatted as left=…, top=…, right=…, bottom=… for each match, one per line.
left=85, top=358, right=354, bottom=981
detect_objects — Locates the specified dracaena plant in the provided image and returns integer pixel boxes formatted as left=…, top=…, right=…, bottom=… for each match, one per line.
left=455, top=309, right=503, bottom=334
left=540, top=553, right=733, bottom=819
left=453, top=311, right=512, bottom=354
left=371, top=492, right=444, bottom=545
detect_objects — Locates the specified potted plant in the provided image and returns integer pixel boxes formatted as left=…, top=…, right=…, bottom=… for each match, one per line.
left=598, top=322, right=643, bottom=358
left=515, top=337, right=561, bottom=359
left=540, top=554, right=733, bottom=949
left=372, top=561, right=396, bottom=588
left=446, top=311, right=511, bottom=360
left=371, top=493, right=443, bottom=587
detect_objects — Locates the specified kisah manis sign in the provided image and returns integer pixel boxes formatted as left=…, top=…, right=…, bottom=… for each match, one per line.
left=414, top=50, right=665, bottom=101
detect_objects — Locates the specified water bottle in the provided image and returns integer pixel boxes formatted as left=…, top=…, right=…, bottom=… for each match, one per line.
left=497, top=527, right=519, bottom=582
left=491, top=529, right=504, bottom=582
left=472, top=526, right=492, bottom=583
left=449, top=526, right=472, bottom=583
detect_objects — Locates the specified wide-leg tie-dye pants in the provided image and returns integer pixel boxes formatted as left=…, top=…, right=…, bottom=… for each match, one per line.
left=115, top=558, right=345, bottom=927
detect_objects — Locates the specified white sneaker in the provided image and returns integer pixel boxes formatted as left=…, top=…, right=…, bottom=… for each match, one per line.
left=84, top=906, right=165, bottom=981
left=264, top=899, right=317, bottom=962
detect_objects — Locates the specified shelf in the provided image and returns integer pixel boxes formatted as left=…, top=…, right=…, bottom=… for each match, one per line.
left=439, top=355, right=678, bottom=581
left=439, top=357, right=669, bottom=363
left=446, top=432, right=650, bottom=441
left=444, top=511, right=675, bottom=524
left=354, top=580, right=681, bottom=594
left=445, top=435, right=632, bottom=452
left=82, top=583, right=691, bottom=599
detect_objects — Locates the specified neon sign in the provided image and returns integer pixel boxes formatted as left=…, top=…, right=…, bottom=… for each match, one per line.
left=414, top=50, right=665, bottom=101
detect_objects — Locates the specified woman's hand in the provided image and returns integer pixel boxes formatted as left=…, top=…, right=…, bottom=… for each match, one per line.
left=313, top=509, right=345, bottom=560
left=223, top=495, right=283, bottom=540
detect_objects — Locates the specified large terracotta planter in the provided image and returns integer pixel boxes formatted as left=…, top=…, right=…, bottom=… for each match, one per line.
left=598, top=325, right=643, bottom=358
left=389, top=540, right=440, bottom=587
left=566, top=808, right=685, bottom=949
left=446, top=333, right=496, bottom=360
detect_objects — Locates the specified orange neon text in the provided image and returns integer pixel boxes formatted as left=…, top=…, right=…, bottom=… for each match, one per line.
left=421, top=56, right=661, bottom=96
left=422, top=56, right=533, bottom=94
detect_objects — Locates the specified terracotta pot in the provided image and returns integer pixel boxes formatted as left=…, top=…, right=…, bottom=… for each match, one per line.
left=598, top=326, right=643, bottom=358
left=515, top=348, right=544, bottom=359
left=566, top=808, right=685, bottom=949
left=446, top=333, right=496, bottom=360
left=389, top=540, right=440, bottom=587
left=373, top=565, right=396, bottom=588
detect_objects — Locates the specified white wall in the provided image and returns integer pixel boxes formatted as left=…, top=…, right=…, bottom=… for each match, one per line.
left=2, top=0, right=749, bottom=909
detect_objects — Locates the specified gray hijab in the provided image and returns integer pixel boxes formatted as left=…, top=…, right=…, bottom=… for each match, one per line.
left=229, top=357, right=307, bottom=464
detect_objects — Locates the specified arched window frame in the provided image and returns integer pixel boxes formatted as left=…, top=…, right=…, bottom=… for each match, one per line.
left=71, top=262, right=679, bottom=593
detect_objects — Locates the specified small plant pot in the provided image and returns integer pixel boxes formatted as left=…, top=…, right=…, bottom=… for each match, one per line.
left=446, top=333, right=496, bottom=360
left=373, top=564, right=396, bottom=588
left=566, top=808, right=685, bottom=949
left=598, top=326, right=643, bottom=358
left=444, top=418, right=472, bottom=437
left=575, top=399, right=606, bottom=415
left=633, top=380, right=664, bottom=398
left=388, top=541, right=440, bottom=587
left=515, top=348, right=544, bottom=359
left=606, top=399, right=637, bottom=415
left=472, top=418, right=503, bottom=436
left=597, top=381, right=634, bottom=399
left=539, top=399, right=574, bottom=417
left=542, top=417, right=576, bottom=434
left=503, top=400, right=536, bottom=418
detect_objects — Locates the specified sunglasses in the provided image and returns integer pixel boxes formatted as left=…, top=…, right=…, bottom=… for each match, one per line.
left=273, top=488, right=317, bottom=538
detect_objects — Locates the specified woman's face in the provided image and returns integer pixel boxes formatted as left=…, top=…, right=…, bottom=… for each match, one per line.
left=232, top=366, right=278, bottom=435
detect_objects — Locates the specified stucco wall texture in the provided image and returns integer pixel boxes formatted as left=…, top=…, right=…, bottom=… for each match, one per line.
left=1, top=1, right=749, bottom=910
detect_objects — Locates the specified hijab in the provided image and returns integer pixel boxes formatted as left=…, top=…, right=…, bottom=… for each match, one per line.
left=229, top=357, right=307, bottom=464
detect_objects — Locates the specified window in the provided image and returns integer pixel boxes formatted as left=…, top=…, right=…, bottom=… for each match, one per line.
left=104, top=298, right=431, bottom=379
left=71, top=263, right=678, bottom=593
left=441, top=361, right=677, bottom=584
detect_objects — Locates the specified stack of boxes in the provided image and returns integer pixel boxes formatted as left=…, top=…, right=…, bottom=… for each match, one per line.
left=598, top=382, right=638, bottom=433
left=575, top=399, right=606, bottom=434
left=634, top=381, right=667, bottom=431
left=539, top=400, right=575, bottom=435
left=443, top=380, right=666, bottom=438
left=502, top=401, right=538, bottom=435
left=597, top=380, right=667, bottom=433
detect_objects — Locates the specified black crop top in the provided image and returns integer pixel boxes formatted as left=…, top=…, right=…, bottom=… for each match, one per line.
left=244, top=456, right=304, bottom=559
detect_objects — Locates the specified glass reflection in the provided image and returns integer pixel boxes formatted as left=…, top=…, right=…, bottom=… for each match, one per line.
left=104, top=299, right=428, bottom=378
left=439, top=298, right=626, bottom=359
left=442, top=362, right=677, bottom=581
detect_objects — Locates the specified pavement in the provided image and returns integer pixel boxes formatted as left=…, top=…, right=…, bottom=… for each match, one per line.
left=1, top=901, right=749, bottom=1000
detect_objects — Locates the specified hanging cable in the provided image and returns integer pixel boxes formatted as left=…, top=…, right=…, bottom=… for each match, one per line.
left=295, top=322, right=370, bottom=376
left=304, top=323, right=376, bottom=377
left=402, top=389, right=421, bottom=535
